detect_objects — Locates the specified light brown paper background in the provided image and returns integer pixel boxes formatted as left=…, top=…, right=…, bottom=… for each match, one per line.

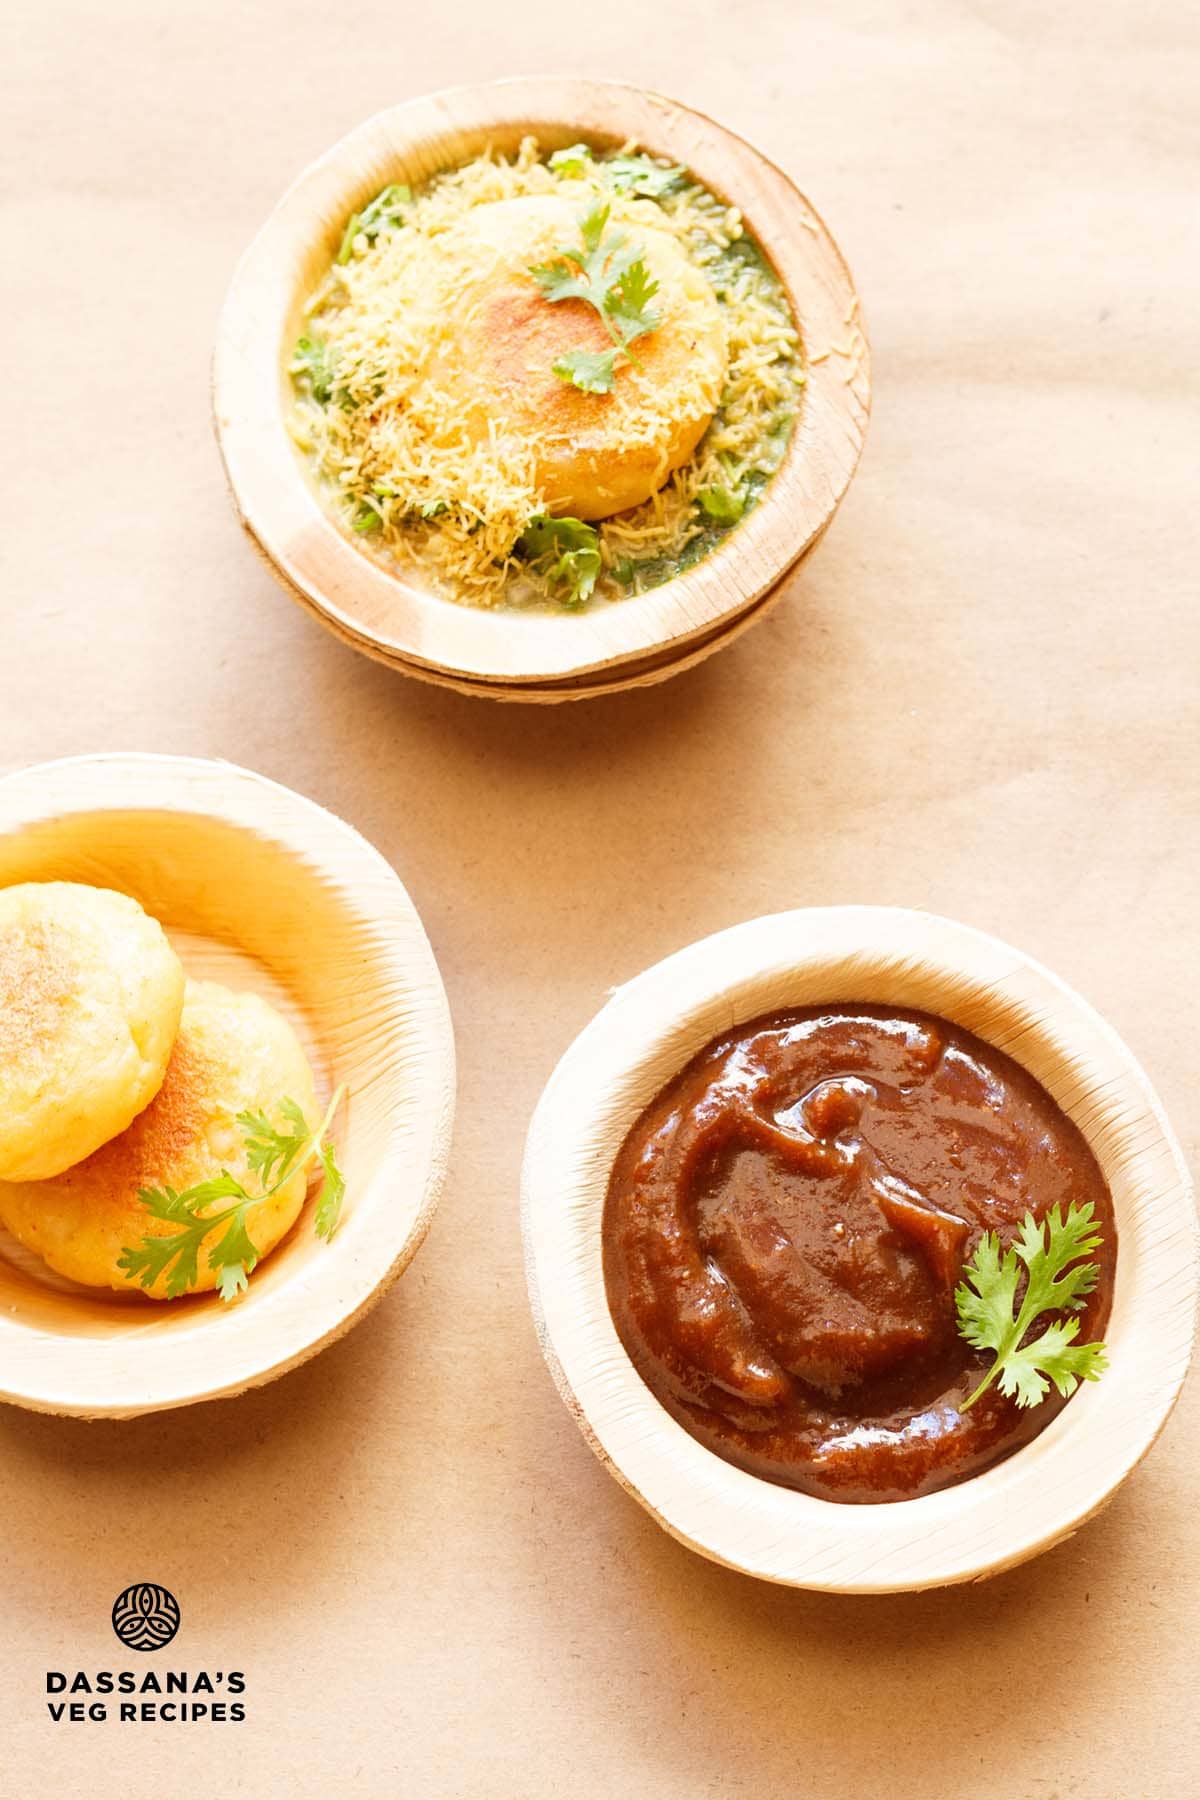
left=3, top=3, right=1198, bottom=1795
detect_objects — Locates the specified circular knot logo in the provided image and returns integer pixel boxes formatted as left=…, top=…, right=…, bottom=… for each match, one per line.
left=111, top=1583, right=180, bottom=1652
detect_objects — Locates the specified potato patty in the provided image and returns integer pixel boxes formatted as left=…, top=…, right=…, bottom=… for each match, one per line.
left=426, top=195, right=728, bottom=520
left=0, top=978, right=318, bottom=1297
left=0, top=882, right=184, bottom=1182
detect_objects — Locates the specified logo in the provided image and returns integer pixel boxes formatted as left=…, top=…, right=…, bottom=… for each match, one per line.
left=111, top=1584, right=181, bottom=1653
left=43, top=1588, right=246, bottom=1724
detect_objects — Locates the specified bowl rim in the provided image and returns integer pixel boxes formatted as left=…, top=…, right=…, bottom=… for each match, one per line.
left=213, top=76, right=870, bottom=686
left=325, top=558, right=800, bottom=703
left=0, top=753, right=456, bottom=1417
left=521, top=905, right=1198, bottom=1592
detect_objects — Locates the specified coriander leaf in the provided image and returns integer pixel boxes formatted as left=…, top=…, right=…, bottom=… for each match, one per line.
left=953, top=1227, right=1020, bottom=1354
left=1014, top=1203, right=1104, bottom=1316
left=290, top=336, right=337, bottom=405
left=116, top=1222, right=186, bottom=1296
left=698, top=485, right=746, bottom=525
left=336, top=182, right=412, bottom=263
left=603, top=153, right=685, bottom=198
left=605, top=257, right=660, bottom=343
left=549, top=144, right=593, bottom=179
left=517, top=515, right=601, bottom=607
left=216, top=1260, right=251, bottom=1303
left=528, top=257, right=592, bottom=307
left=593, top=238, right=641, bottom=302
left=137, top=1173, right=247, bottom=1222
left=207, top=1204, right=261, bottom=1287
left=552, top=348, right=618, bottom=394
left=315, top=1139, right=347, bottom=1241
left=956, top=1202, right=1109, bottom=1411
left=117, top=1174, right=256, bottom=1302
left=237, top=1098, right=309, bottom=1185
left=579, top=199, right=610, bottom=255
left=999, top=1318, right=1109, bottom=1407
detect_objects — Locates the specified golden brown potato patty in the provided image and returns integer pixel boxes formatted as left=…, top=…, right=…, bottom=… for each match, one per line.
left=0, top=882, right=184, bottom=1182
left=0, top=978, right=318, bottom=1298
left=426, top=195, right=727, bottom=519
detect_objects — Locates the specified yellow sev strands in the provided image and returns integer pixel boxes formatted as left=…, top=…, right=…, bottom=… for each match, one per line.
left=290, top=136, right=804, bottom=608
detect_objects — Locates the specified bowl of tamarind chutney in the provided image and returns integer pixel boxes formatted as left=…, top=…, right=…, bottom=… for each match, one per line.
left=522, top=908, right=1196, bottom=1590
left=603, top=1004, right=1117, bottom=1505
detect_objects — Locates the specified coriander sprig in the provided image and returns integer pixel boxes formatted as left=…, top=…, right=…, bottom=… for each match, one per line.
left=336, top=182, right=411, bottom=264
left=239, top=1095, right=311, bottom=1184
left=547, top=144, right=593, bottom=181
left=955, top=1202, right=1109, bottom=1411
left=548, top=144, right=685, bottom=199
left=290, top=336, right=337, bottom=405
left=529, top=202, right=662, bottom=394
left=516, top=515, right=601, bottom=607
left=697, top=484, right=746, bottom=525
left=602, top=153, right=685, bottom=199
left=117, top=1087, right=347, bottom=1304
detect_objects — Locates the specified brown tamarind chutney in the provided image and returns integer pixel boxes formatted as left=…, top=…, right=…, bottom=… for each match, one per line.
left=602, top=1006, right=1116, bottom=1503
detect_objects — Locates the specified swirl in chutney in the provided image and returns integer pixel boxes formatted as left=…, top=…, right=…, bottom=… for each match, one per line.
left=602, top=1006, right=1116, bottom=1503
